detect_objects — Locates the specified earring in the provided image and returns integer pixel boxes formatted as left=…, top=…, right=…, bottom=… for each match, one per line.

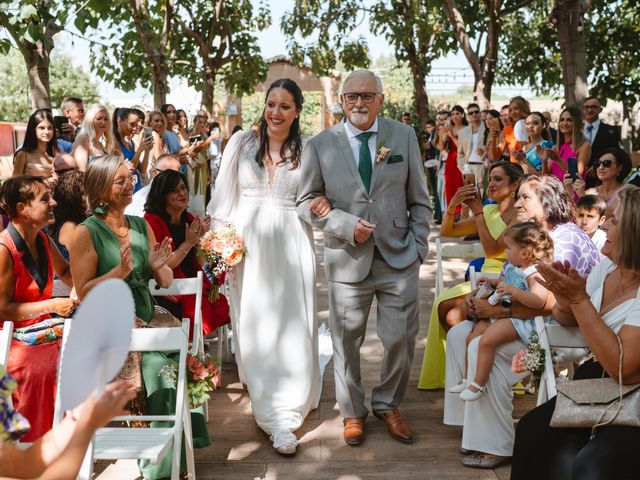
left=511, top=191, right=516, bottom=198
left=95, top=200, right=110, bottom=215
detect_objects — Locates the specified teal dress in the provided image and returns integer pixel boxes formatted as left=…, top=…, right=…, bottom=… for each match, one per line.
left=83, top=215, right=210, bottom=479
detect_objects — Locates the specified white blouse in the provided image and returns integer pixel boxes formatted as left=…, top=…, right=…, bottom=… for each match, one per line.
left=586, top=257, right=640, bottom=333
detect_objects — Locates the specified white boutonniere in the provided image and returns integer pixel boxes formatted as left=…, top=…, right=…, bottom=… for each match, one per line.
left=376, top=143, right=390, bottom=163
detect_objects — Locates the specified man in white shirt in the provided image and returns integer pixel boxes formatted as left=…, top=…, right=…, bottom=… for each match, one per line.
left=458, top=103, right=486, bottom=187
left=125, top=154, right=181, bottom=217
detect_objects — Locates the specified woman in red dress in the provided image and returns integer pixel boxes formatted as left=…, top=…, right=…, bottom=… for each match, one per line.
left=0, top=175, right=77, bottom=441
left=143, top=170, right=229, bottom=339
left=442, top=105, right=468, bottom=212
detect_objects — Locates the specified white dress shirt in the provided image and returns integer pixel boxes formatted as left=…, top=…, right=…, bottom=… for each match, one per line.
left=124, top=182, right=152, bottom=217
left=584, top=119, right=601, bottom=145
left=344, top=118, right=378, bottom=168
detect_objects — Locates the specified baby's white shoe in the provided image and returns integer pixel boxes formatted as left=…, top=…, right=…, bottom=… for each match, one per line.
left=460, top=382, right=487, bottom=401
left=448, top=379, right=467, bottom=393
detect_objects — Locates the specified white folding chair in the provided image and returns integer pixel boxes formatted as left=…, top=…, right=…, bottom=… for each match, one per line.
left=150, top=271, right=204, bottom=357
left=78, top=322, right=195, bottom=480
left=534, top=316, right=587, bottom=405
left=0, top=321, right=13, bottom=367
left=434, top=237, right=484, bottom=298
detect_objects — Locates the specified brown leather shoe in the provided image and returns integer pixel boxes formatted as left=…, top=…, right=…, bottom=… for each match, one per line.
left=343, top=417, right=365, bottom=446
left=373, top=409, right=413, bottom=443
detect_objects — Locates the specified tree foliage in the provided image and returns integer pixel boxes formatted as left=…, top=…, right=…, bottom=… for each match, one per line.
left=172, top=0, right=270, bottom=113
left=0, top=0, right=66, bottom=108
left=282, top=0, right=453, bottom=125
left=0, top=48, right=100, bottom=121
left=281, top=0, right=369, bottom=76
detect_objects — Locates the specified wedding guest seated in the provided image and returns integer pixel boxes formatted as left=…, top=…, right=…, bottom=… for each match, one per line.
left=50, top=169, right=86, bottom=297
left=0, top=175, right=77, bottom=441
left=12, top=109, right=58, bottom=179
left=445, top=175, right=600, bottom=468
left=418, top=161, right=523, bottom=389
left=69, top=155, right=209, bottom=479
left=0, top=375, right=135, bottom=480
left=125, top=154, right=181, bottom=217
left=511, top=186, right=640, bottom=479
left=576, top=195, right=607, bottom=251
left=566, top=147, right=633, bottom=214
left=144, top=170, right=230, bottom=339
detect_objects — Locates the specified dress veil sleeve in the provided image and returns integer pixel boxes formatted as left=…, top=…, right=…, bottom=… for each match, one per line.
left=206, top=131, right=251, bottom=220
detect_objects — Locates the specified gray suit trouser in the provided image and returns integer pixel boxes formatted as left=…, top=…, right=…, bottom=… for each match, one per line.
left=328, top=248, right=420, bottom=419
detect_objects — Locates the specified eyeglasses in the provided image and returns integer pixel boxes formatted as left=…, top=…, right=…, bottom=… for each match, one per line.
left=468, top=110, right=480, bottom=115
left=342, top=92, right=378, bottom=104
left=113, top=175, right=136, bottom=189
left=595, top=159, right=615, bottom=168
left=583, top=105, right=601, bottom=110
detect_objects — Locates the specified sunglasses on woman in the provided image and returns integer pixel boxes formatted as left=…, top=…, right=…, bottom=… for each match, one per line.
left=595, top=159, right=616, bottom=168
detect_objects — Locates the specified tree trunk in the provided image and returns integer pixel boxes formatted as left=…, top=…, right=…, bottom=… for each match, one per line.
left=473, top=76, right=491, bottom=110
left=200, top=61, right=217, bottom=115
left=152, top=67, right=168, bottom=110
left=555, top=0, right=589, bottom=107
left=443, top=0, right=498, bottom=110
left=621, top=98, right=635, bottom=152
left=408, top=58, right=429, bottom=126
left=24, top=45, right=52, bottom=110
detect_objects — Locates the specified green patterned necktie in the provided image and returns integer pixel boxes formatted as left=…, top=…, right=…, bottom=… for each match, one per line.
left=357, top=131, right=374, bottom=192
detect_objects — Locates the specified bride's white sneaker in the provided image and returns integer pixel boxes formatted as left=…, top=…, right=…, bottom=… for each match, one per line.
left=270, top=430, right=297, bottom=456
left=448, top=379, right=467, bottom=393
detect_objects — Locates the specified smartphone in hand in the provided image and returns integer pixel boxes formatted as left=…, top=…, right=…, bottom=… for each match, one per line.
left=568, top=157, right=578, bottom=181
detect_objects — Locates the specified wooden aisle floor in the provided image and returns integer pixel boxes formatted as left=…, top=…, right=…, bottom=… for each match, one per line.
left=95, top=228, right=535, bottom=480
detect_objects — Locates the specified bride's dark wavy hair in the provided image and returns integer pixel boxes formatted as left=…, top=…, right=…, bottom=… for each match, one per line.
left=255, top=78, right=304, bottom=170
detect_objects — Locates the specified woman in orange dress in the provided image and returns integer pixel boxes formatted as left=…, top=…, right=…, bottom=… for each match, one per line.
left=0, top=175, right=76, bottom=441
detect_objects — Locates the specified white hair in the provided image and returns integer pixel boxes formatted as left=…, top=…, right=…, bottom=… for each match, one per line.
left=341, top=70, right=383, bottom=94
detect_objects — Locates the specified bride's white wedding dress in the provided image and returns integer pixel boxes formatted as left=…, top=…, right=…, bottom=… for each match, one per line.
left=207, top=131, right=321, bottom=443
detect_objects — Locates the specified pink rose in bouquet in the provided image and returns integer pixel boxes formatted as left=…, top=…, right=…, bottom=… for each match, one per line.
left=198, top=219, right=248, bottom=301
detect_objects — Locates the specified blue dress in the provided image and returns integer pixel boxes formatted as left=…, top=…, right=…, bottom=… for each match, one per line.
left=118, top=140, right=142, bottom=192
left=501, top=263, right=538, bottom=344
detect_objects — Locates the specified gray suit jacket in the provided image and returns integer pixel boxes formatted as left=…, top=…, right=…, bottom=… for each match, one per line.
left=297, top=117, right=432, bottom=283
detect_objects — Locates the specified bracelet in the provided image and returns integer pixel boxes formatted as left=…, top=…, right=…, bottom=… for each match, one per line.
left=472, top=211, right=484, bottom=216
left=176, top=246, right=189, bottom=256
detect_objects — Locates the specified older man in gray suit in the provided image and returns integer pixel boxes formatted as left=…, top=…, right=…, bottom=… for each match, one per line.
left=297, top=70, right=431, bottom=446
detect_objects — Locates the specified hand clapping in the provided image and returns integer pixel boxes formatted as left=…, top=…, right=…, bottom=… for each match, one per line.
left=149, top=237, right=172, bottom=271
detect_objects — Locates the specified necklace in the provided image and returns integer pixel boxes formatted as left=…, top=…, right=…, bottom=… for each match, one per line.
left=109, top=217, right=129, bottom=239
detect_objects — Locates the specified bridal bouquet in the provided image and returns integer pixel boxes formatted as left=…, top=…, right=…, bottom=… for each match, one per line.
left=159, top=353, right=222, bottom=408
left=198, top=220, right=247, bottom=301
left=511, top=332, right=546, bottom=390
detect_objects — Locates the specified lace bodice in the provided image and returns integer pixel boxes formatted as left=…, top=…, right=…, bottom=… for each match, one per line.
left=236, top=134, right=303, bottom=208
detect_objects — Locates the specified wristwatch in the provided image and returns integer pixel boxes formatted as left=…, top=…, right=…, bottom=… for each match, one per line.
left=501, top=297, right=512, bottom=317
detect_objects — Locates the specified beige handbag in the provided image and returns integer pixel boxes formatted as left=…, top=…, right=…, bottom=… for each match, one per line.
left=550, top=336, right=640, bottom=438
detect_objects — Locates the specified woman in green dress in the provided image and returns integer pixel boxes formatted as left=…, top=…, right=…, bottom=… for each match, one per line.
left=418, top=161, right=523, bottom=389
left=69, top=154, right=210, bottom=479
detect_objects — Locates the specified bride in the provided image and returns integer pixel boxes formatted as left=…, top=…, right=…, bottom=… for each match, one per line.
left=207, top=78, right=330, bottom=455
